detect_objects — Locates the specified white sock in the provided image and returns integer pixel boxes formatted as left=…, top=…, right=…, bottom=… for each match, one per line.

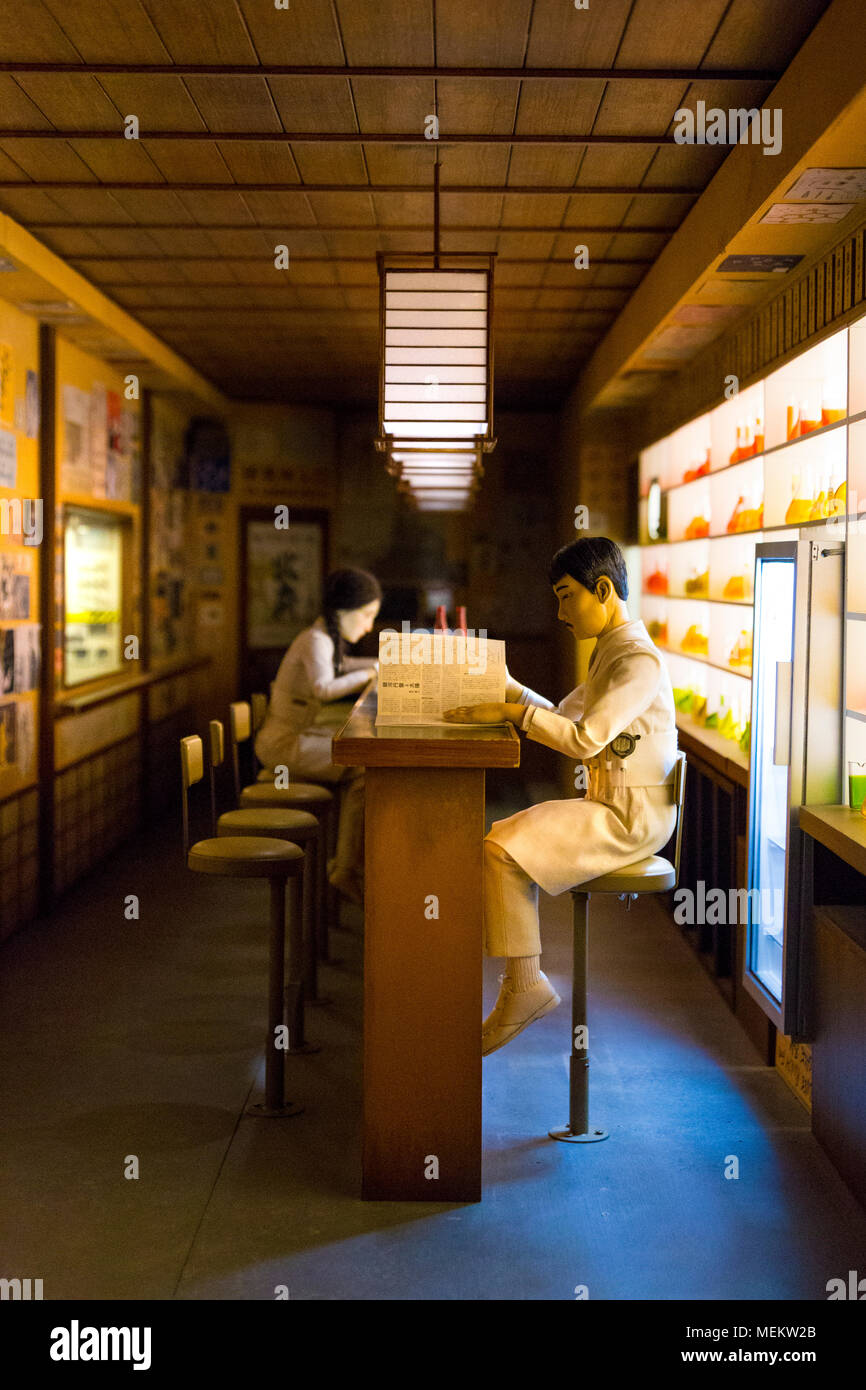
left=506, top=955, right=541, bottom=992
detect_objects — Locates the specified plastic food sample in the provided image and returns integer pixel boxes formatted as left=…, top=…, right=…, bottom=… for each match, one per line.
left=728, top=630, right=753, bottom=668
left=722, top=572, right=752, bottom=600
left=684, top=569, right=709, bottom=595
left=681, top=624, right=709, bottom=656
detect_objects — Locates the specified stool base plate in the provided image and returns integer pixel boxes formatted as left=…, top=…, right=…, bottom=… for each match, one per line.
left=246, top=1100, right=304, bottom=1119
left=548, top=1125, right=609, bottom=1143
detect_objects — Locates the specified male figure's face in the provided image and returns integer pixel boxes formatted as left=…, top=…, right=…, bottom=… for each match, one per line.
left=552, top=573, right=612, bottom=640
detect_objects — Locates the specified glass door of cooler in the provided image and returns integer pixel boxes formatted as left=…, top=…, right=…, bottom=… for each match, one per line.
left=744, top=541, right=808, bottom=1030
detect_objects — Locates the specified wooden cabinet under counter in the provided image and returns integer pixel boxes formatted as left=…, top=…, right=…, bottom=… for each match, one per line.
left=812, top=904, right=866, bottom=1211
left=332, top=686, right=520, bottom=1202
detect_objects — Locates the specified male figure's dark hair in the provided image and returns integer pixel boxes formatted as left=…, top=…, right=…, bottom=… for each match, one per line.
left=548, top=537, right=629, bottom=601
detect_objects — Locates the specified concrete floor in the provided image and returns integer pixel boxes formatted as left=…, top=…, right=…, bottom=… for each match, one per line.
left=2, top=803, right=865, bottom=1302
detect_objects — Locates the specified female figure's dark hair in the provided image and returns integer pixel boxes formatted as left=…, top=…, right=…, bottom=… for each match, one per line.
left=322, top=567, right=382, bottom=675
left=548, top=537, right=629, bottom=601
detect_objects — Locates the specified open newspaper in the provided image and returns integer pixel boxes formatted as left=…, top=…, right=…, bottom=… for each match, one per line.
left=375, top=628, right=506, bottom=727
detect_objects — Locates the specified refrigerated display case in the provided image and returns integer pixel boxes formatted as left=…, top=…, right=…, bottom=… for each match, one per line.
left=745, top=540, right=844, bottom=1036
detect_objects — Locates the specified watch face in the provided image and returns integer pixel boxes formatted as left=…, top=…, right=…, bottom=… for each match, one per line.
left=610, top=732, right=639, bottom=758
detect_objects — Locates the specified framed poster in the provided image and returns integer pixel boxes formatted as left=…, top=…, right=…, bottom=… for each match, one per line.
left=240, top=507, right=328, bottom=695
left=63, top=508, right=129, bottom=687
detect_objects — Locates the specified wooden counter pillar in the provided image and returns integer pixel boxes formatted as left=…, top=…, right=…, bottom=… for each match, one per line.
left=334, top=689, right=520, bottom=1202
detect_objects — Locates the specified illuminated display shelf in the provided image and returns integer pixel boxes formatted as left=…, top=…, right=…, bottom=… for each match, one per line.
left=675, top=712, right=750, bottom=771
left=654, top=644, right=753, bottom=680
left=639, top=320, right=866, bottom=771
left=658, top=593, right=754, bottom=608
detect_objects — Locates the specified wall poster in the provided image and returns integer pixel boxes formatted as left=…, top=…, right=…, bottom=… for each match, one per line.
left=64, top=509, right=124, bottom=686
left=244, top=513, right=326, bottom=651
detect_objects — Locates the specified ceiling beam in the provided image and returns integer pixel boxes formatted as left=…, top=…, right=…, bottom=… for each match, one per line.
left=134, top=306, right=618, bottom=315
left=17, top=186, right=700, bottom=206
left=23, top=222, right=679, bottom=233
left=105, top=281, right=630, bottom=292
left=0, top=180, right=698, bottom=195
left=66, top=250, right=662, bottom=262
left=0, top=129, right=687, bottom=145
left=0, top=63, right=781, bottom=81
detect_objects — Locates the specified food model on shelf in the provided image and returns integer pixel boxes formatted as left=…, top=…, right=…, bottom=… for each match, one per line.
left=638, top=322, right=860, bottom=768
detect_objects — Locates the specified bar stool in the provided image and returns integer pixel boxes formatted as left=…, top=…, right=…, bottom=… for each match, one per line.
left=207, top=720, right=321, bottom=1054
left=549, top=751, right=687, bottom=1144
left=228, top=701, right=335, bottom=999
left=180, top=734, right=306, bottom=1119
left=252, top=691, right=340, bottom=928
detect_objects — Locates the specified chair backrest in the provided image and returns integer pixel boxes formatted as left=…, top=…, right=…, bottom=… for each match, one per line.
left=251, top=692, right=267, bottom=733
left=208, top=721, right=225, bottom=836
left=209, top=720, right=225, bottom=768
left=230, top=700, right=251, bottom=743
left=671, top=751, right=687, bottom=888
left=228, top=701, right=251, bottom=804
left=180, top=735, right=204, bottom=853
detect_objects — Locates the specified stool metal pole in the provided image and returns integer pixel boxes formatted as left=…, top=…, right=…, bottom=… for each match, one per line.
left=288, top=849, right=320, bottom=1054
left=246, top=876, right=303, bottom=1118
left=318, top=803, right=335, bottom=960
left=324, top=796, right=340, bottom=938
left=549, top=890, right=608, bottom=1143
left=304, top=827, right=331, bottom=1005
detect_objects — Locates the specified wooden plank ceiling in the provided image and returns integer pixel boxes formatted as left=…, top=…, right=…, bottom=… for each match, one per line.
left=0, top=0, right=832, bottom=407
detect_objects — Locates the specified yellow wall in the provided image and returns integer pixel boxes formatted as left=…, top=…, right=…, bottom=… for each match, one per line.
left=0, top=296, right=40, bottom=798
left=55, top=334, right=142, bottom=683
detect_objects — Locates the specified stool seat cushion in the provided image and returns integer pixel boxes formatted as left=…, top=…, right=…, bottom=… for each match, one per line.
left=218, top=809, right=318, bottom=839
left=241, top=782, right=333, bottom=809
left=188, top=835, right=304, bottom=878
left=574, top=854, right=676, bottom=895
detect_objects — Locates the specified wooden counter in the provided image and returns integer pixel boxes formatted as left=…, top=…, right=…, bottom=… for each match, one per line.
left=333, top=687, right=521, bottom=1202
left=800, top=805, right=866, bottom=879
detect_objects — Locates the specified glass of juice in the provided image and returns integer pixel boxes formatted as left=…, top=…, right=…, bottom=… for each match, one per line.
left=849, top=761, right=866, bottom=811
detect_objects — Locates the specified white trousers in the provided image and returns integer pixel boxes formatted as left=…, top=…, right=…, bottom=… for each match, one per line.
left=483, top=836, right=541, bottom=958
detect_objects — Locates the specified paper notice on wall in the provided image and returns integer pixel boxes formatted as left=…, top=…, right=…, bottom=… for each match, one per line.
left=0, top=628, right=12, bottom=694
left=0, top=554, right=31, bottom=620
left=0, top=426, right=16, bottom=488
left=61, top=385, right=91, bottom=493
left=0, top=343, right=13, bottom=424
left=89, top=383, right=107, bottom=498
left=0, top=699, right=16, bottom=767
left=375, top=631, right=506, bottom=726
left=196, top=600, right=225, bottom=629
left=15, top=698, right=34, bottom=774
left=25, top=370, right=39, bottom=439
left=106, top=391, right=123, bottom=500
left=13, top=624, right=40, bottom=692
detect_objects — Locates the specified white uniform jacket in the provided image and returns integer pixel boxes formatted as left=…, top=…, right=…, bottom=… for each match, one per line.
left=255, top=617, right=375, bottom=779
left=488, top=618, right=678, bottom=897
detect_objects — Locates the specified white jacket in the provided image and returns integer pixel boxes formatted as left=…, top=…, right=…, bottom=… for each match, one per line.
left=489, top=618, right=678, bottom=896
left=255, top=617, right=375, bottom=770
